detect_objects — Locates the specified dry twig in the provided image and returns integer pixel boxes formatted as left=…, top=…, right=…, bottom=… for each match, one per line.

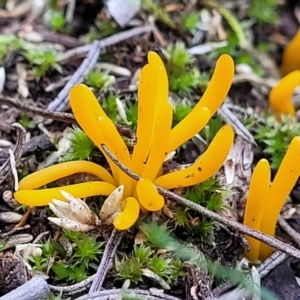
left=0, top=96, right=135, bottom=139
left=89, top=229, right=124, bottom=293
left=278, top=216, right=300, bottom=248
left=76, top=288, right=182, bottom=300
left=43, top=25, right=153, bottom=123
left=0, top=123, right=26, bottom=185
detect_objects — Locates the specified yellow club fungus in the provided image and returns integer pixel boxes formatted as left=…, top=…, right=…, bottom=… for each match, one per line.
left=18, top=160, right=115, bottom=189
left=15, top=181, right=115, bottom=206
left=259, top=136, right=300, bottom=260
left=155, top=124, right=234, bottom=189
left=14, top=51, right=235, bottom=231
left=131, top=63, right=158, bottom=177
left=269, top=70, right=300, bottom=117
left=136, top=178, right=164, bottom=211
left=243, top=137, right=300, bottom=261
left=280, top=28, right=300, bottom=77
left=167, top=54, right=234, bottom=153
left=141, top=101, right=173, bottom=181
left=243, top=159, right=270, bottom=261
left=113, top=197, right=140, bottom=230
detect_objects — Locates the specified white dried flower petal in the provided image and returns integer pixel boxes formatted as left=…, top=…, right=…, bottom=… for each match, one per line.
left=49, top=191, right=99, bottom=231
left=49, top=201, right=69, bottom=220
left=48, top=217, right=95, bottom=232
left=62, top=191, right=95, bottom=224
left=61, top=190, right=91, bottom=212
left=116, top=98, right=131, bottom=125
left=50, top=191, right=97, bottom=225
left=100, top=185, right=124, bottom=223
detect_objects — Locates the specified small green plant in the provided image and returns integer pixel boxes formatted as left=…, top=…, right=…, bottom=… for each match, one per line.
left=60, top=127, right=96, bottom=162
left=29, top=230, right=104, bottom=284
left=255, top=115, right=300, bottom=169
left=49, top=10, right=67, bottom=32
left=165, top=43, right=208, bottom=93
left=29, top=254, right=48, bottom=272
left=173, top=178, right=228, bottom=239
left=249, top=0, right=279, bottom=24
left=85, top=69, right=115, bottom=90
left=200, top=116, right=224, bottom=143
left=139, top=221, right=277, bottom=300
left=184, top=178, right=225, bottom=210
left=18, top=114, right=35, bottom=129
left=142, top=0, right=175, bottom=29
left=46, top=293, right=64, bottom=300
left=24, top=48, right=63, bottom=79
left=0, top=240, right=6, bottom=252
left=172, top=100, right=193, bottom=126
left=116, top=256, right=144, bottom=283
left=182, top=11, right=200, bottom=32
left=126, top=103, right=138, bottom=127
left=0, top=35, right=21, bottom=64
left=115, top=244, right=183, bottom=285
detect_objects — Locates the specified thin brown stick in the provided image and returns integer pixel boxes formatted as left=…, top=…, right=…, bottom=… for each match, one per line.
left=278, top=216, right=300, bottom=248
left=0, top=95, right=135, bottom=139
left=100, top=144, right=300, bottom=260
left=43, top=25, right=153, bottom=124
left=89, top=229, right=124, bottom=293
left=0, top=123, right=26, bottom=185
left=0, top=95, right=76, bottom=123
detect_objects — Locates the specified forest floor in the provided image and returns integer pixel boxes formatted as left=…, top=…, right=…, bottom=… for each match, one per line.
left=0, top=1, right=300, bottom=300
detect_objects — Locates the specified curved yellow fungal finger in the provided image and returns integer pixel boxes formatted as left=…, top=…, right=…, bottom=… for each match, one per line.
left=197, top=54, right=234, bottom=114
left=280, top=28, right=300, bottom=77
left=147, top=51, right=169, bottom=110
left=14, top=181, right=116, bottom=206
left=18, top=161, right=116, bottom=190
left=113, top=197, right=140, bottom=230
left=132, top=63, right=158, bottom=176
left=97, top=116, right=132, bottom=195
left=136, top=178, right=164, bottom=211
left=69, top=85, right=119, bottom=180
left=169, top=54, right=234, bottom=149
left=155, top=125, right=235, bottom=189
left=70, top=84, right=107, bottom=118
left=142, top=102, right=173, bottom=181
left=259, top=136, right=300, bottom=260
left=243, top=159, right=270, bottom=261
left=269, top=70, right=300, bottom=117
left=167, top=107, right=211, bottom=153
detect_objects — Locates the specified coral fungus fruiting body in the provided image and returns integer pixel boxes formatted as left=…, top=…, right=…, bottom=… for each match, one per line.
left=269, top=70, right=300, bottom=117
left=244, top=137, right=300, bottom=261
left=280, top=28, right=300, bottom=77
left=14, top=52, right=235, bottom=231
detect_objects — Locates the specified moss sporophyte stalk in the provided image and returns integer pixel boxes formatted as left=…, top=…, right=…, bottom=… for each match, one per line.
left=14, top=51, right=235, bottom=231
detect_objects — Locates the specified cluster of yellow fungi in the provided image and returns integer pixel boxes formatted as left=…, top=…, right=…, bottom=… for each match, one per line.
left=244, top=137, right=300, bottom=261
left=244, top=28, right=300, bottom=261
left=12, top=40, right=300, bottom=263
left=14, top=52, right=235, bottom=231
left=269, top=27, right=300, bottom=117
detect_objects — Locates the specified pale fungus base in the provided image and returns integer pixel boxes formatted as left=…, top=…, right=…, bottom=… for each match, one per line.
left=244, top=137, right=300, bottom=261
left=14, top=51, right=235, bottom=231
